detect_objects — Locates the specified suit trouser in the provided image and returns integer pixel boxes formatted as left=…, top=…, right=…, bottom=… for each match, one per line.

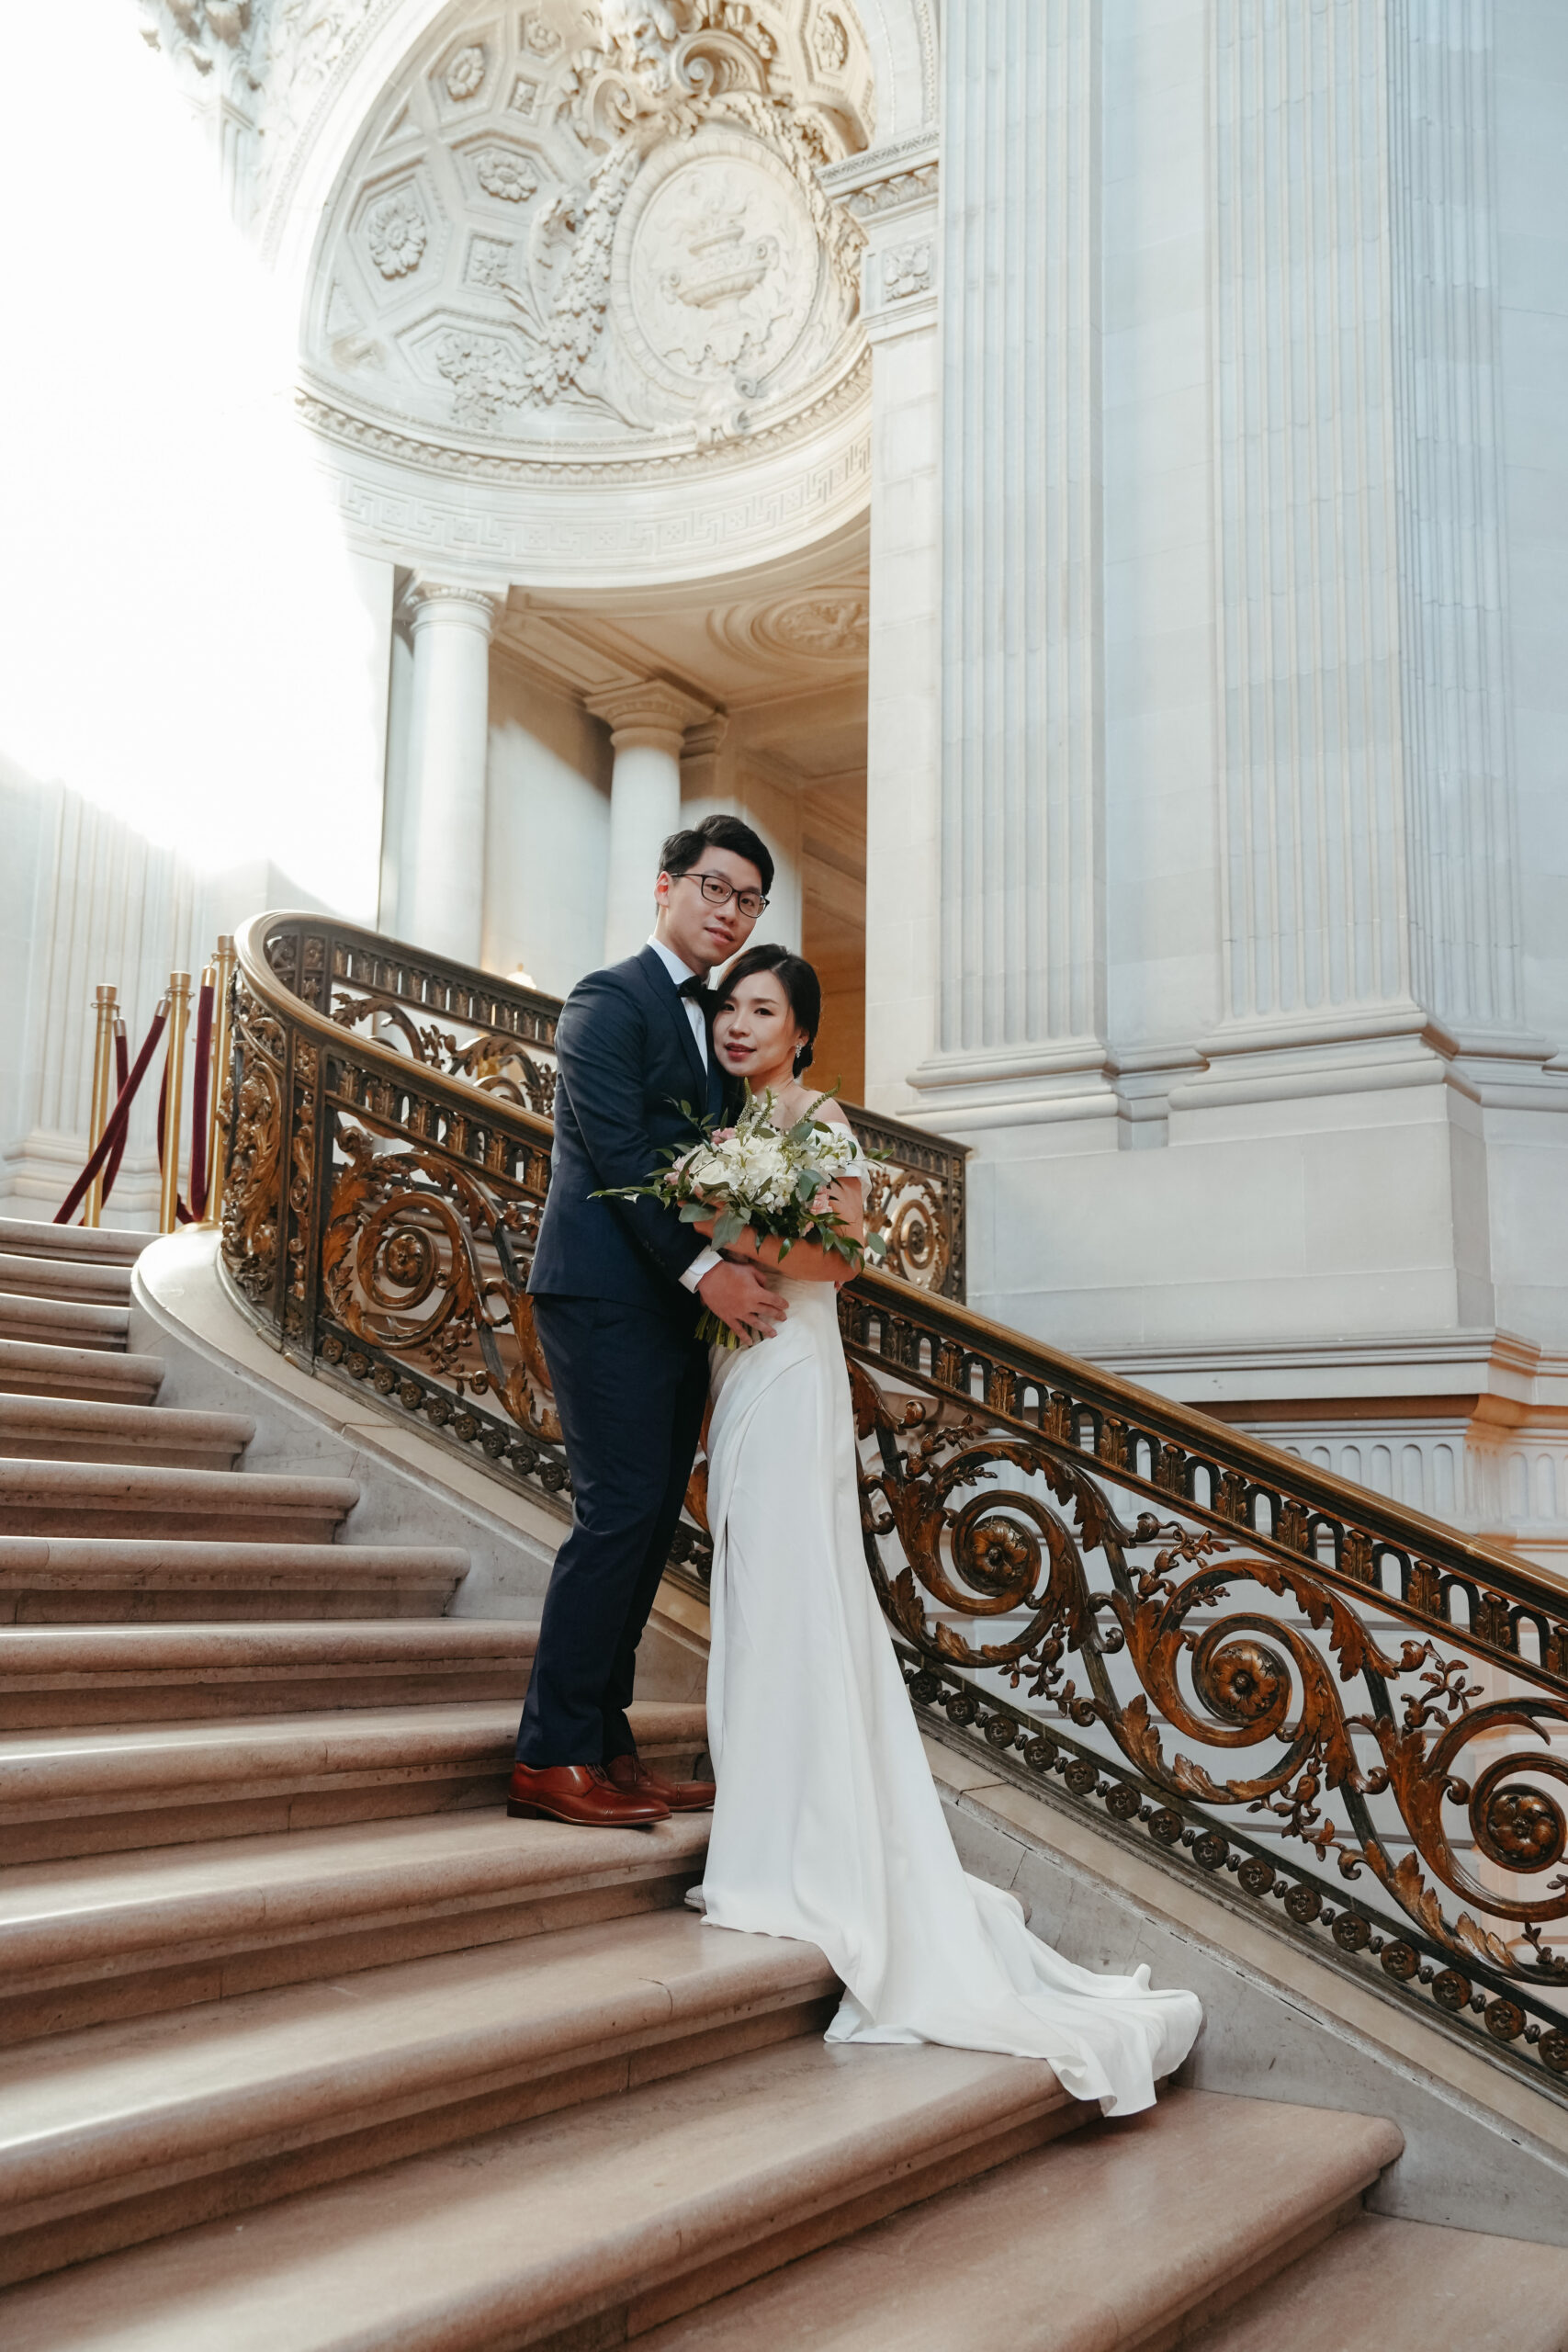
left=515, top=1293, right=708, bottom=1767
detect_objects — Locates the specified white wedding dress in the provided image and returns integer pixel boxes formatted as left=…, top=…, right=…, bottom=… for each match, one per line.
left=693, top=1186, right=1202, bottom=2117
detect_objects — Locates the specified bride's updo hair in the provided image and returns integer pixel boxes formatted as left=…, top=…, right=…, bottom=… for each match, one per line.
left=717, top=944, right=822, bottom=1077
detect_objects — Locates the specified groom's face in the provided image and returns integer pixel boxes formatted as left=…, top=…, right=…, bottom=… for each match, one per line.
left=655, top=846, right=764, bottom=973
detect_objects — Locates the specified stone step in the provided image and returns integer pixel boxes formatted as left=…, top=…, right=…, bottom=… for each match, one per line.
left=0, top=1397, right=254, bottom=1473
left=635, top=2088, right=1404, bottom=2352
left=0, top=1253, right=134, bottom=1307
left=0, top=1340, right=163, bottom=1406
left=0, top=1619, right=540, bottom=1727
left=0, top=1222, right=156, bottom=1270
left=0, top=1291, right=129, bottom=1351
left=0, top=1699, right=708, bottom=1864
left=0, top=1905, right=837, bottom=2289
left=0, top=1461, right=357, bottom=1544
left=1189, top=2209, right=1568, bottom=2352
left=0, top=2030, right=1086, bottom=2350
left=0, top=1538, right=467, bottom=1624
left=0, top=1809, right=712, bottom=2043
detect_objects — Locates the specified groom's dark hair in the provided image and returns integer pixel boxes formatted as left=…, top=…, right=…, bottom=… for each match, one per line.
left=660, top=812, right=774, bottom=899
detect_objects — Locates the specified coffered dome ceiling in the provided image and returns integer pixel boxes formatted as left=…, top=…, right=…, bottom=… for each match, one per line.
left=305, top=2, right=874, bottom=476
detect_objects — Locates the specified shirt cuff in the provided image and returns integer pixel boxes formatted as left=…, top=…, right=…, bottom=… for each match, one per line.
left=680, top=1247, right=723, bottom=1295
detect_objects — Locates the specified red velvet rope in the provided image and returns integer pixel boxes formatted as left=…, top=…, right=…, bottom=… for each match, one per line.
left=101, top=1024, right=130, bottom=1207
left=186, top=979, right=214, bottom=1222
left=54, top=1007, right=168, bottom=1226
left=152, top=978, right=215, bottom=1227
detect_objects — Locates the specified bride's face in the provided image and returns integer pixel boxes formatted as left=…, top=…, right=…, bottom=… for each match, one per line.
left=713, top=972, right=807, bottom=1091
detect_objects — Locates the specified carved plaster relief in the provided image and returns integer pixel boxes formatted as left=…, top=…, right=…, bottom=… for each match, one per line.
left=709, top=585, right=869, bottom=666
left=304, top=1, right=873, bottom=467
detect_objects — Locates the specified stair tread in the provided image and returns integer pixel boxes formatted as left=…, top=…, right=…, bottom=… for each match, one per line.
left=0, top=1225, right=156, bottom=1268
left=0, top=2030, right=1077, bottom=2352
left=0, top=1699, right=705, bottom=1797
left=634, top=2088, right=1405, bottom=2352
left=0, top=1462, right=356, bottom=1504
left=0, top=1397, right=254, bottom=1448
left=0, top=1539, right=468, bottom=1577
left=1189, top=2210, right=1568, bottom=2352
left=0, top=1541, right=469, bottom=1628
left=0, top=1908, right=829, bottom=2224
left=0, top=1257, right=133, bottom=1306
left=0, top=1293, right=129, bottom=1345
left=0, top=1619, right=538, bottom=1680
left=0, top=1343, right=163, bottom=1402
left=0, top=1808, right=710, bottom=1978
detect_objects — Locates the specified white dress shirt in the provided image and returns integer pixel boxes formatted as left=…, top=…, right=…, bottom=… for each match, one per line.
left=645, top=933, right=721, bottom=1296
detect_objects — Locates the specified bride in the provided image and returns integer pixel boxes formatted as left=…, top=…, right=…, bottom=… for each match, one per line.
left=687, top=943, right=1202, bottom=2118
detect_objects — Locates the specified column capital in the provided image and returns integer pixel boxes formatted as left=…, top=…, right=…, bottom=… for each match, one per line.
left=402, top=579, right=502, bottom=636
left=584, top=676, right=715, bottom=756
left=821, top=132, right=940, bottom=345
left=680, top=714, right=730, bottom=763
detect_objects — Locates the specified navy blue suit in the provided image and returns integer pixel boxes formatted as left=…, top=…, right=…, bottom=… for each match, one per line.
left=518, top=946, right=727, bottom=1767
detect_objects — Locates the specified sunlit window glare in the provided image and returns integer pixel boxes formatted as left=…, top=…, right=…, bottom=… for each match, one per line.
left=0, top=0, right=383, bottom=919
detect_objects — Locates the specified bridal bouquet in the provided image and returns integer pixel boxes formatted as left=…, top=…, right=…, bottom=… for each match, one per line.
left=598, top=1088, right=885, bottom=1346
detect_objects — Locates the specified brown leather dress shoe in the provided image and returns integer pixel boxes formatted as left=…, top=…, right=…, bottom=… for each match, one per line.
left=605, top=1752, right=716, bottom=1813
left=507, top=1763, right=670, bottom=1827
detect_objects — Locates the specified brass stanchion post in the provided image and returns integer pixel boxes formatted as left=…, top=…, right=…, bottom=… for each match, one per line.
left=203, top=935, right=236, bottom=1228
left=83, top=985, right=118, bottom=1229
left=159, top=971, right=192, bottom=1238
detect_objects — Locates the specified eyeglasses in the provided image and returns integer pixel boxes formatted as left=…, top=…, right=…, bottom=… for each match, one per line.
left=680, top=870, right=769, bottom=920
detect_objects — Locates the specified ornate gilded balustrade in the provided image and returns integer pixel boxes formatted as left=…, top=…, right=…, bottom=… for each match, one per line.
left=221, top=910, right=1568, bottom=2107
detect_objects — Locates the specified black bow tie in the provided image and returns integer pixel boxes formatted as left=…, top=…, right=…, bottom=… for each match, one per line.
left=676, top=975, right=715, bottom=1012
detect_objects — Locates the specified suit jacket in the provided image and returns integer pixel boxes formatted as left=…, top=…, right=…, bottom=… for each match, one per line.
left=529, top=945, right=728, bottom=1322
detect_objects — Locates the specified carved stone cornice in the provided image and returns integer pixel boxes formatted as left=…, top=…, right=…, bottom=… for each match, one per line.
left=681, top=715, right=731, bottom=763
left=296, top=342, right=872, bottom=489
left=585, top=676, right=715, bottom=753
left=818, top=132, right=940, bottom=223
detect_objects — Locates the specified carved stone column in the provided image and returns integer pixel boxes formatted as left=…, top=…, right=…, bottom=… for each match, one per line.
left=586, top=679, right=715, bottom=964
left=915, top=0, right=1110, bottom=1122
left=399, top=582, right=500, bottom=968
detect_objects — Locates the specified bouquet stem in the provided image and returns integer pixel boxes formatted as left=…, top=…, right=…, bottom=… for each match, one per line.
left=695, top=1306, right=746, bottom=1351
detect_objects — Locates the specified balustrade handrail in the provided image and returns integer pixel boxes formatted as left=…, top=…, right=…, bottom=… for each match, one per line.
left=846, top=1265, right=1555, bottom=1639
left=232, top=911, right=557, bottom=1139
left=219, top=910, right=1568, bottom=2105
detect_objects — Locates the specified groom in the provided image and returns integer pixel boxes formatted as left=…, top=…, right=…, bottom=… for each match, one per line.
left=510, top=813, right=786, bottom=1828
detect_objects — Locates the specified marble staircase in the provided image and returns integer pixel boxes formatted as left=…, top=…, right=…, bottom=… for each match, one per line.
left=2, top=1216, right=1566, bottom=2351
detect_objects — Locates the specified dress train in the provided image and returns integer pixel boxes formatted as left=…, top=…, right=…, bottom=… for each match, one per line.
left=693, top=1270, right=1201, bottom=2118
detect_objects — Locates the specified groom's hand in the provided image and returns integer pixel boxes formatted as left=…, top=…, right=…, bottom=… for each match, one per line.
left=698, top=1261, right=787, bottom=1342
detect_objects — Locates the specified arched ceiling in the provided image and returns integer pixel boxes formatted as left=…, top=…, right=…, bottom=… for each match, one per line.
left=138, top=0, right=935, bottom=587
left=305, top=3, right=874, bottom=470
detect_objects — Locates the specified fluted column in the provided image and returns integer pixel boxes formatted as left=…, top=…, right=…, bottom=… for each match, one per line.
left=916, top=0, right=1107, bottom=1110
left=399, top=581, right=499, bottom=967
left=586, top=678, right=715, bottom=963
left=1208, top=0, right=1527, bottom=1055
left=822, top=132, right=942, bottom=1112
left=1390, top=0, right=1522, bottom=1044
